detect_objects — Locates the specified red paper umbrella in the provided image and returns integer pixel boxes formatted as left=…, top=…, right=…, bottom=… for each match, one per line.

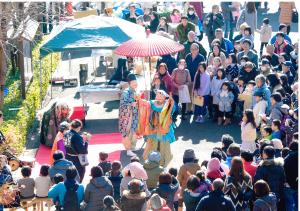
left=114, top=30, right=184, bottom=57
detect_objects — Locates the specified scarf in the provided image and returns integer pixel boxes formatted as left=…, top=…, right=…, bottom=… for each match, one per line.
left=274, top=40, right=288, bottom=55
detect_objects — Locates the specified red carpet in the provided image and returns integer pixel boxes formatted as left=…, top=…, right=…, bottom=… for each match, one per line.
left=35, top=133, right=122, bottom=165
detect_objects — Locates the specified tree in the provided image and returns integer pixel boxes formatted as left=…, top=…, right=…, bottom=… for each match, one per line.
left=0, top=2, right=65, bottom=109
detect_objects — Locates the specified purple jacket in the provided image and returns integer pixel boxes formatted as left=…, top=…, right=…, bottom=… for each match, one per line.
left=193, top=71, right=211, bottom=96
left=57, top=139, right=66, bottom=155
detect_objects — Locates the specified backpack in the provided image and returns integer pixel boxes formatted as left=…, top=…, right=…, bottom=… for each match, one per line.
left=62, top=183, right=81, bottom=211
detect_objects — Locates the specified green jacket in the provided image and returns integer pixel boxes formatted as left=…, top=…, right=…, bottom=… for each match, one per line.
left=176, top=22, right=196, bottom=44
left=143, top=161, right=164, bottom=189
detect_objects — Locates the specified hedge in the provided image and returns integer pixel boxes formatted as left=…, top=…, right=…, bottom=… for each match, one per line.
left=1, top=37, right=60, bottom=153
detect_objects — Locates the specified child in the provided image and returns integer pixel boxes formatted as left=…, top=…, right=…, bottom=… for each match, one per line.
left=17, top=166, right=35, bottom=199
left=103, top=195, right=120, bottom=211
left=210, top=68, right=227, bottom=121
left=35, top=164, right=52, bottom=198
left=258, top=18, right=272, bottom=57
left=168, top=167, right=180, bottom=211
left=98, top=152, right=112, bottom=175
left=195, top=170, right=212, bottom=194
left=253, top=91, right=268, bottom=127
left=217, top=81, right=235, bottom=125
left=271, top=119, right=283, bottom=140
left=241, top=109, right=257, bottom=153
left=53, top=173, right=64, bottom=184
left=106, top=161, right=123, bottom=203
left=238, top=80, right=255, bottom=111
left=261, top=125, right=272, bottom=140
left=207, top=57, right=223, bottom=78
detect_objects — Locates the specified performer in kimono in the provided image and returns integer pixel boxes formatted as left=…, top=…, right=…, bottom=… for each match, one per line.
left=137, top=90, right=175, bottom=167
left=119, top=74, right=139, bottom=157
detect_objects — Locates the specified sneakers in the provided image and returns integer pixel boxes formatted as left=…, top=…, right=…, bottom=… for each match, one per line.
left=126, top=150, right=136, bottom=157
left=195, top=115, right=204, bottom=123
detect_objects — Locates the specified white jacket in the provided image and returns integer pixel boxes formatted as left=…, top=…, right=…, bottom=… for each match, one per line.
left=241, top=122, right=257, bottom=152
left=253, top=100, right=268, bottom=126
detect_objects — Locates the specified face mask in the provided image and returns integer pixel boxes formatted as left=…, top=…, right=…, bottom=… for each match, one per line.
left=178, top=64, right=185, bottom=70
left=241, top=61, right=246, bottom=66
left=261, top=66, right=267, bottom=71
left=188, top=11, right=194, bottom=15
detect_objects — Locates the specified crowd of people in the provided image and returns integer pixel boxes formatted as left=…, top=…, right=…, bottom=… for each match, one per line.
left=0, top=1, right=299, bottom=211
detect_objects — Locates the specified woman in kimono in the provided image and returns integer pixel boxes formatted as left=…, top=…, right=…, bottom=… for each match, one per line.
left=137, top=90, right=175, bottom=167
left=119, top=74, right=139, bottom=157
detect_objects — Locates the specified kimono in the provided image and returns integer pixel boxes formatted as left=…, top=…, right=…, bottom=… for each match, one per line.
left=119, top=88, right=138, bottom=150
left=137, top=98, right=175, bottom=167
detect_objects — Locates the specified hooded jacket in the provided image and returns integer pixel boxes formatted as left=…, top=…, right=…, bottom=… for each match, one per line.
left=253, top=193, right=277, bottom=211
left=84, top=176, right=114, bottom=211
left=143, top=161, right=164, bottom=189
left=254, top=158, right=285, bottom=199
left=267, top=102, right=288, bottom=125
left=120, top=191, right=147, bottom=211
left=49, top=159, right=80, bottom=182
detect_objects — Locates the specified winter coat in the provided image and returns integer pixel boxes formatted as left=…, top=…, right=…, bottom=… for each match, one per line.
left=238, top=89, right=253, bottom=111
left=225, top=64, right=240, bottom=81
left=224, top=174, right=253, bottom=210
left=178, top=162, right=201, bottom=190
left=106, top=171, right=123, bottom=202
left=187, top=13, right=200, bottom=26
left=193, top=71, right=211, bottom=96
left=48, top=181, right=85, bottom=206
left=157, top=72, right=174, bottom=94
left=210, top=77, right=227, bottom=105
left=253, top=193, right=277, bottom=211
left=185, top=53, right=205, bottom=81
left=252, top=84, right=271, bottom=113
left=219, top=38, right=234, bottom=56
left=259, top=24, right=272, bottom=43
left=204, top=12, right=224, bottom=38
left=284, top=151, right=298, bottom=190
left=120, top=191, right=147, bottom=211
left=84, top=177, right=114, bottom=211
left=217, top=91, right=234, bottom=112
left=49, top=159, right=80, bottom=182
left=239, top=66, right=259, bottom=84
left=279, top=2, right=296, bottom=25
left=267, top=102, right=288, bottom=125
left=237, top=9, right=257, bottom=32
left=254, top=158, right=285, bottom=200
left=195, top=189, right=235, bottom=211
left=152, top=183, right=179, bottom=210
left=253, top=100, right=268, bottom=126
left=176, top=22, right=196, bottom=44
left=143, top=161, right=164, bottom=189
left=171, top=68, right=192, bottom=95
left=243, top=161, right=257, bottom=179
left=241, top=122, right=257, bottom=153
left=183, top=190, right=205, bottom=211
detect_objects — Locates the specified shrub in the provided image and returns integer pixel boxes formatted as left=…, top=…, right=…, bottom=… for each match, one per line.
left=0, top=36, right=60, bottom=153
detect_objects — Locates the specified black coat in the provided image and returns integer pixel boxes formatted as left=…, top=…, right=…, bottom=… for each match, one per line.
left=254, top=158, right=286, bottom=200
left=195, top=189, right=235, bottom=211
left=284, top=151, right=298, bottom=190
left=239, top=67, right=259, bottom=84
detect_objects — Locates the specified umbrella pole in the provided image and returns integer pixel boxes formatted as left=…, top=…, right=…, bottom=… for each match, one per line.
left=142, top=58, right=147, bottom=97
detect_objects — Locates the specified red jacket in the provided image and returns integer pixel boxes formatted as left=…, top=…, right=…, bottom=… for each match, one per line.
left=160, top=72, right=174, bottom=94
left=243, top=161, right=257, bottom=179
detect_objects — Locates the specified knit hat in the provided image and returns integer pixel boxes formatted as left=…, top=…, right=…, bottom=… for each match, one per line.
left=207, top=158, right=221, bottom=172
left=148, top=151, right=161, bottom=163
left=183, top=149, right=196, bottom=160
left=103, top=195, right=115, bottom=207
left=261, top=58, right=270, bottom=65
left=282, top=61, right=293, bottom=68
left=127, top=73, right=137, bottom=82
left=253, top=90, right=264, bottom=97
left=150, top=193, right=164, bottom=210
left=272, top=139, right=283, bottom=150
left=242, top=39, right=252, bottom=46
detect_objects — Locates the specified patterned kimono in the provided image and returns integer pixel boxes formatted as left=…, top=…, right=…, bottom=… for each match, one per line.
left=119, top=88, right=138, bottom=138
left=138, top=98, right=175, bottom=167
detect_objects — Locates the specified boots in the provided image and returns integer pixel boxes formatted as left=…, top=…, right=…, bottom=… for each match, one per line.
left=223, top=118, right=231, bottom=126
left=218, top=117, right=223, bottom=125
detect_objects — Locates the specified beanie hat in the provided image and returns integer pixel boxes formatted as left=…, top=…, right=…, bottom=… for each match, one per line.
left=127, top=73, right=137, bottom=82
left=272, top=139, right=283, bottom=150
left=261, top=58, right=270, bottom=65
left=207, top=158, right=221, bottom=172
left=148, top=151, right=161, bottom=163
